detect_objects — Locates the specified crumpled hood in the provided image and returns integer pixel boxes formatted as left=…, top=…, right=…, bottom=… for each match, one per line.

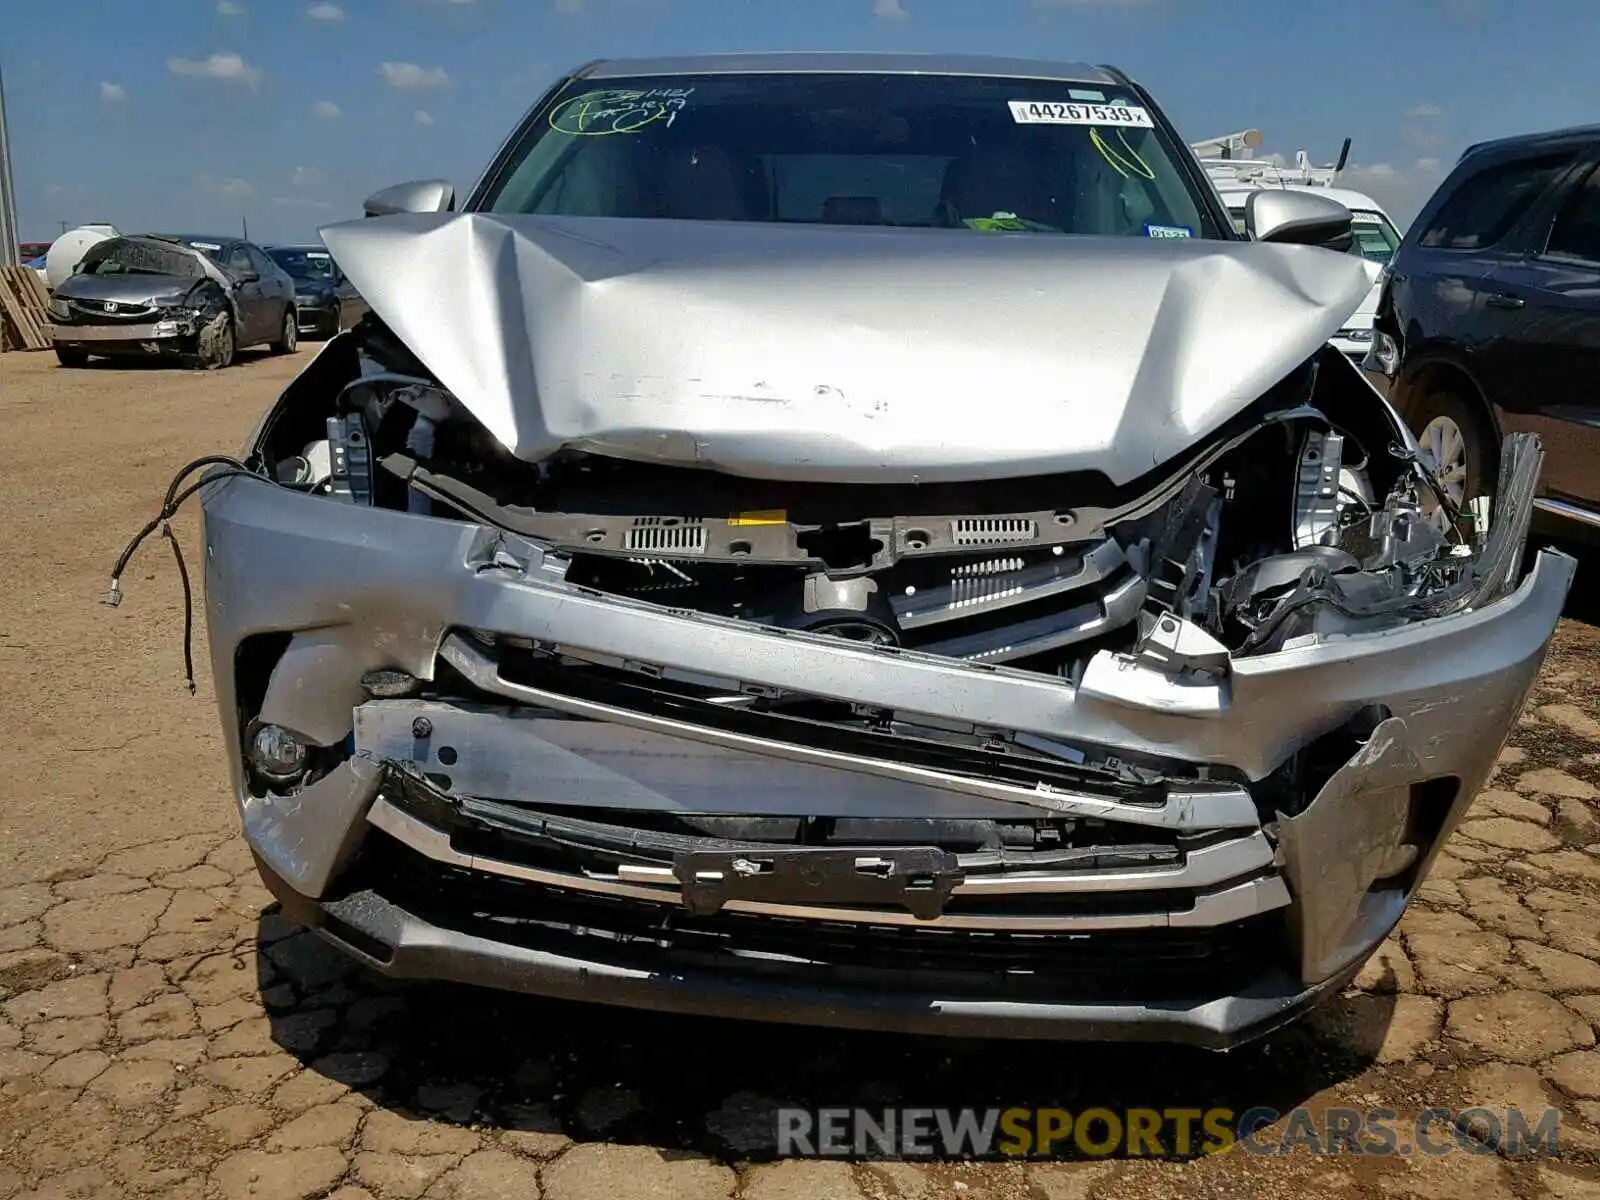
left=55, top=273, right=200, bottom=307
left=321, top=213, right=1377, bottom=485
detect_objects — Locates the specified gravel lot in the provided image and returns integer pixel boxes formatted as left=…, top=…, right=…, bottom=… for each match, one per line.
left=2, top=347, right=1599, bottom=1199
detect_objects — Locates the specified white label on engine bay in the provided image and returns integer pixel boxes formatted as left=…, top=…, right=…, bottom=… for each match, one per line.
left=1009, top=101, right=1153, bottom=128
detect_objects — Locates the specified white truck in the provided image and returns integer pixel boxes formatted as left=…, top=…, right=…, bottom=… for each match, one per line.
left=1192, top=132, right=1401, bottom=360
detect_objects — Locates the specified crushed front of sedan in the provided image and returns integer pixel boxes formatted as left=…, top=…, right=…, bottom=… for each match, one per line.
left=189, top=58, right=1573, bottom=1048
left=50, top=235, right=237, bottom=367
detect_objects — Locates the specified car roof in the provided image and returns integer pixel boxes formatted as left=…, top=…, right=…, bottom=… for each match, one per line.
left=1458, top=123, right=1600, bottom=163
left=580, top=52, right=1119, bottom=85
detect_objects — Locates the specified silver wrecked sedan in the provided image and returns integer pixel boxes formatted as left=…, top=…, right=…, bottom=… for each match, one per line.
left=185, top=54, right=1572, bottom=1048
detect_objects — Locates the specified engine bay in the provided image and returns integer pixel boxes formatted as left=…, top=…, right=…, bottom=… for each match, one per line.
left=246, top=317, right=1503, bottom=693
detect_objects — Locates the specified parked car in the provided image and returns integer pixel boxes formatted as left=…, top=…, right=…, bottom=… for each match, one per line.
left=22, top=252, right=48, bottom=287
left=187, top=54, right=1570, bottom=1049
left=1218, top=185, right=1401, bottom=360
left=49, top=234, right=297, bottom=368
left=1367, top=124, right=1600, bottom=537
left=265, top=244, right=368, bottom=340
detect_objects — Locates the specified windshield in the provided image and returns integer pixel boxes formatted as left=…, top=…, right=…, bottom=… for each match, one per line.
left=1349, top=211, right=1401, bottom=264
left=269, top=248, right=336, bottom=280
left=480, top=72, right=1226, bottom=239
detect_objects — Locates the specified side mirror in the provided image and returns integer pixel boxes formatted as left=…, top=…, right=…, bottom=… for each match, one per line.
left=363, top=179, right=456, bottom=218
left=1245, top=190, right=1355, bottom=252
left=236, top=270, right=259, bottom=283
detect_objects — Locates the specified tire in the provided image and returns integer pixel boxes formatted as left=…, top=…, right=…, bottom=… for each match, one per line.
left=54, top=346, right=89, bottom=368
left=325, top=303, right=342, bottom=339
left=270, top=307, right=298, bottom=355
left=1410, top=387, right=1495, bottom=539
left=186, top=312, right=235, bottom=370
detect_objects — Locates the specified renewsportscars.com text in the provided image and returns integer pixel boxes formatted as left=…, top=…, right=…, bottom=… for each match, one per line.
left=776, top=1106, right=1562, bottom=1159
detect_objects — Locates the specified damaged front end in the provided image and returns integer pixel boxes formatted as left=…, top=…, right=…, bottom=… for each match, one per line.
left=197, top=246, right=1571, bottom=1048
left=49, top=235, right=238, bottom=367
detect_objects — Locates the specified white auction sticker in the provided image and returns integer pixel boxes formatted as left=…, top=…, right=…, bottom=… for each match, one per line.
left=1009, top=100, right=1153, bottom=128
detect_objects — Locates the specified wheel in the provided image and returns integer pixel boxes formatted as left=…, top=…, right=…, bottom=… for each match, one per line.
left=54, top=346, right=89, bottom=368
left=325, top=303, right=342, bottom=339
left=187, top=312, right=235, bottom=370
left=271, top=307, right=298, bottom=354
left=1410, top=388, right=1495, bottom=538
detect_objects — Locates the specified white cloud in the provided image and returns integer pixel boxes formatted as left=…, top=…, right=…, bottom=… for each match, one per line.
left=200, top=176, right=256, bottom=198
left=414, top=109, right=436, bottom=126
left=291, top=166, right=324, bottom=187
left=1340, top=157, right=1449, bottom=227
left=99, top=81, right=127, bottom=103
left=217, top=0, right=246, bottom=14
left=1400, top=104, right=1450, bottom=151
left=311, top=100, right=342, bottom=120
left=873, top=0, right=908, bottom=17
left=307, top=3, right=345, bottom=20
left=380, top=61, right=450, bottom=90
left=167, top=52, right=264, bottom=87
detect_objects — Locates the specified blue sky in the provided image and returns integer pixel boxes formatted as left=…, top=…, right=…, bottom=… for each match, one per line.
left=4, top=0, right=1597, bottom=243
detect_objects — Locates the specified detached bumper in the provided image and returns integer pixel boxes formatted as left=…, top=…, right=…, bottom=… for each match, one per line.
left=202, top=470, right=1572, bottom=1045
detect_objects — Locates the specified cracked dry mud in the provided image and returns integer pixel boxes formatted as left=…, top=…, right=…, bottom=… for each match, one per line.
left=4, top=352, right=1600, bottom=1198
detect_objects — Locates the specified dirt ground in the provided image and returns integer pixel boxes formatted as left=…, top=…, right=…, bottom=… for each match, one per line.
left=2, top=347, right=1599, bottom=1199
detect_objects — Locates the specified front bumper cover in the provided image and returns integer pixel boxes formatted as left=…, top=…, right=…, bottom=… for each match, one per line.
left=53, top=321, right=186, bottom=345
left=202, top=458, right=1573, bottom=1045
left=255, top=846, right=1364, bottom=1049
left=295, top=298, right=336, bottom=330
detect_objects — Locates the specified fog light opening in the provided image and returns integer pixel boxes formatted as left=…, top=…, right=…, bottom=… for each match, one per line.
left=1379, top=775, right=1459, bottom=890
left=248, top=721, right=309, bottom=782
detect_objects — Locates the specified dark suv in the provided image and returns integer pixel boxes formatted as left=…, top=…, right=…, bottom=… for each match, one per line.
left=1367, top=125, right=1600, bottom=535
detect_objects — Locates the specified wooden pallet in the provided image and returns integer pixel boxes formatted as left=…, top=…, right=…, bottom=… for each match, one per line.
left=0, top=266, right=52, bottom=351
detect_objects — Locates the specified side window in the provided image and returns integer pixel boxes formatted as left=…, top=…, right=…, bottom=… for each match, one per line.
left=248, top=246, right=276, bottom=276
left=1417, top=153, right=1572, bottom=250
left=226, top=244, right=253, bottom=275
left=1544, top=164, right=1600, bottom=263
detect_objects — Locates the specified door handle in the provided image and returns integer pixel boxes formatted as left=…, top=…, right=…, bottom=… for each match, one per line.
left=1486, top=292, right=1526, bottom=309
